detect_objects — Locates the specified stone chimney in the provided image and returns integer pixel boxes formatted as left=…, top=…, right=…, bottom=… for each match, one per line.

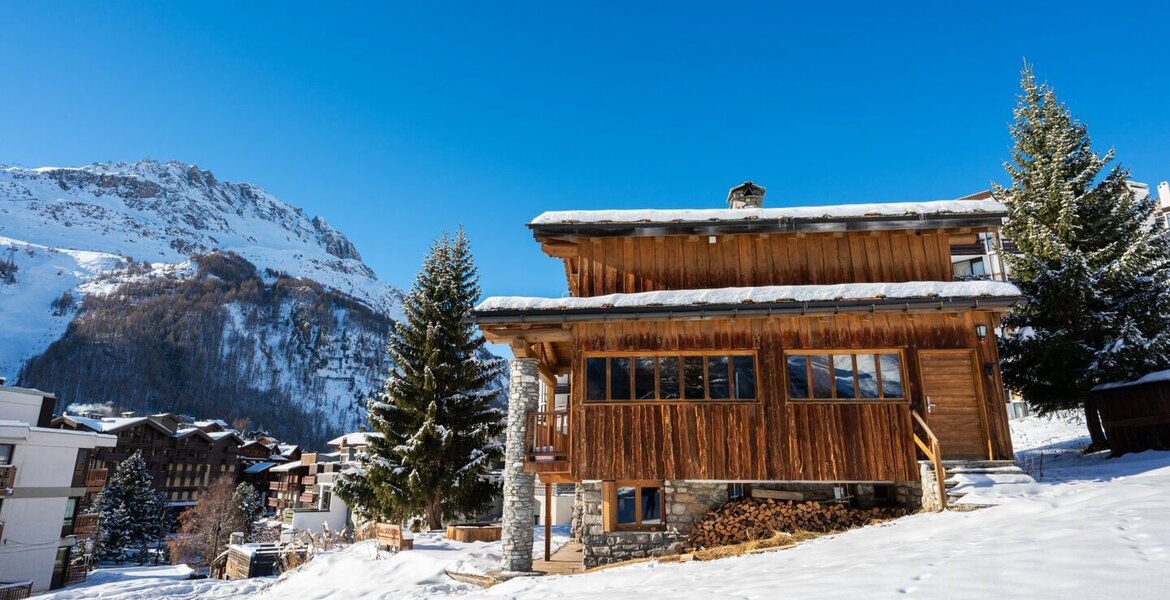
left=727, top=181, right=766, bottom=209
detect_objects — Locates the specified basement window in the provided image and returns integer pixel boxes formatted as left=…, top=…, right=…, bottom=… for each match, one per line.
left=603, top=481, right=663, bottom=530
left=785, top=351, right=906, bottom=401
left=584, top=352, right=757, bottom=402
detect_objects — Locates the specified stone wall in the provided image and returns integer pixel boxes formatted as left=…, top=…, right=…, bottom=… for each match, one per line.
left=579, top=480, right=728, bottom=568
left=577, top=477, right=928, bottom=568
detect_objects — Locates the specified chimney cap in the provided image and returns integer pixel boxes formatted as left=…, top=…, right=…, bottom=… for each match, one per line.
left=727, top=181, right=766, bottom=209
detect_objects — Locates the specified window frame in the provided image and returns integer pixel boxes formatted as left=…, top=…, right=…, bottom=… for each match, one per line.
left=783, top=349, right=908, bottom=403
left=602, top=480, right=665, bottom=531
left=583, top=350, right=760, bottom=404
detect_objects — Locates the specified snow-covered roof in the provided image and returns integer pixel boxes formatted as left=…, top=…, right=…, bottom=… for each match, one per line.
left=476, top=281, right=1022, bottom=317
left=244, top=461, right=278, bottom=474
left=327, top=431, right=383, bottom=447
left=269, top=460, right=303, bottom=473
left=194, top=419, right=230, bottom=428
left=1093, top=368, right=1170, bottom=391
left=58, top=414, right=161, bottom=434
left=530, top=199, right=1007, bottom=227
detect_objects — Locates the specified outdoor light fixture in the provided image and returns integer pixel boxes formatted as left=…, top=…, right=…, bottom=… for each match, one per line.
left=975, top=324, right=989, bottom=341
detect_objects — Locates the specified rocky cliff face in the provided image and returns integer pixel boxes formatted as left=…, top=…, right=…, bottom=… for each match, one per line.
left=0, top=160, right=404, bottom=446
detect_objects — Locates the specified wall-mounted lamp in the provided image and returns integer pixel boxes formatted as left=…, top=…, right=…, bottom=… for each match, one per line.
left=975, top=324, right=989, bottom=341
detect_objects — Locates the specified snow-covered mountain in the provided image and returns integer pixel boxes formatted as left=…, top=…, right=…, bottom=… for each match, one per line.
left=0, top=160, right=404, bottom=445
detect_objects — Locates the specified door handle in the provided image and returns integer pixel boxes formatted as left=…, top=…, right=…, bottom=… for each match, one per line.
left=927, top=396, right=935, bottom=413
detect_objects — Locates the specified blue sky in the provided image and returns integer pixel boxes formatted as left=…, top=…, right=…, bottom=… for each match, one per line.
left=2, top=1, right=1168, bottom=300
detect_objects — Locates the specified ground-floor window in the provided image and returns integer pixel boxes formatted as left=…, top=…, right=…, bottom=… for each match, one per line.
left=602, top=481, right=663, bottom=530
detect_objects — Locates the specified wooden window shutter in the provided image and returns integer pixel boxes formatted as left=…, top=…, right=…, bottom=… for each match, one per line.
left=601, top=481, right=617, bottom=532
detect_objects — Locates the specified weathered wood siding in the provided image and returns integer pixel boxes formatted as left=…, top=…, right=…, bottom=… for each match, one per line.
left=1093, top=382, right=1170, bottom=456
left=569, top=311, right=1012, bottom=482
left=570, top=231, right=954, bottom=297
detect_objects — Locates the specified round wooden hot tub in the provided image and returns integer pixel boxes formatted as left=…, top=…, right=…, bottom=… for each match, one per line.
left=445, top=523, right=502, bottom=543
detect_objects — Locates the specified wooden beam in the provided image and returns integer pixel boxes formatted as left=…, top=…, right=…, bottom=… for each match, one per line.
left=541, top=241, right=579, bottom=258
left=544, top=482, right=552, bottom=561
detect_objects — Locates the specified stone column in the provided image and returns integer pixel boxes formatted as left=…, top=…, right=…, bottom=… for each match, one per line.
left=500, top=358, right=539, bottom=573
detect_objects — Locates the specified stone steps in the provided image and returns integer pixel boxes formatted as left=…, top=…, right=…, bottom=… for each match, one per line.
left=921, top=459, right=1034, bottom=510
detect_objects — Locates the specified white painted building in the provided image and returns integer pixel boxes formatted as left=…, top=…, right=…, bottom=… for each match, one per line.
left=0, top=385, right=116, bottom=592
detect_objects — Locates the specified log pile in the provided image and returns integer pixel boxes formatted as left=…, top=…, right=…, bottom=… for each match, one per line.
left=688, top=499, right=910, bottom=549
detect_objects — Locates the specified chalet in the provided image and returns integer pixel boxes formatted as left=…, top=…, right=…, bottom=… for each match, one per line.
left=473, top=182, right=1023, bottom=570
left=53, top=413, right=242, bottom=510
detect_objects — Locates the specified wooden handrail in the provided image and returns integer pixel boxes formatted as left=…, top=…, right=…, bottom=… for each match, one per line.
left=911, top=410, right=947, bottom=511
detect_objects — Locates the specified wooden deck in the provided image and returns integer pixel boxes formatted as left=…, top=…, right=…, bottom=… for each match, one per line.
left=533, top=541, right=585, bottom=576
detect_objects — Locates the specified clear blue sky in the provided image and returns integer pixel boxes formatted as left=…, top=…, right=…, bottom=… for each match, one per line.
left=2, top=1, right=1168, bottom=300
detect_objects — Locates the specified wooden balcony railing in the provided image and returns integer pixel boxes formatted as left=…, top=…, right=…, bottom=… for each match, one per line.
left=525, top=410, right=570, bottom=469
left=73, top=513, right=100, bottom=539
left=0, top=465, right=16, bottom=490
left=911, top=410, right=947, bottom=511
left=85, top=468, right=108, bottom=492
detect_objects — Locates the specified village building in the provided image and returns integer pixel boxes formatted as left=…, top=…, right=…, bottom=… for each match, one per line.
left=53, top=412, right=242, bottom=512
left=0, top=384, right=115, bottom=593
left=473, top=182, right=1024, bottom=570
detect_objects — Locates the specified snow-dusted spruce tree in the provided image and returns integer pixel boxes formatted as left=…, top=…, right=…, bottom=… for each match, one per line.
left=234, top=482, right=266, bottom=541
left=93, top=450, right=167, bottom=563
left=995, top=65, right=1170, bottom=449
left=335, top=228, right=505, bottom=530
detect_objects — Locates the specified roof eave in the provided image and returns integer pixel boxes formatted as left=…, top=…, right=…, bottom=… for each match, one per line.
left=473, top=295, right=1021, bottom=325
left=529, top=212, right=1007, bottom=240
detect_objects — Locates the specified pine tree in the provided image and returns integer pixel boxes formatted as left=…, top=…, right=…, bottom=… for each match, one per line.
left=233, top=482, right=265, bottom=541
left=336, top=228, right=505, bottom=529
left=93, top=450, right=167, bottom=564
left=995, top=65, right=1170, bottom=448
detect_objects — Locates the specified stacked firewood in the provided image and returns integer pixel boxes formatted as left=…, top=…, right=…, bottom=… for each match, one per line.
left=688, top=498, right=909, bottom=549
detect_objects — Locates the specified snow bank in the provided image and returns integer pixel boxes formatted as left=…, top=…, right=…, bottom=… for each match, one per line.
left=476, top=281, right=1022, bottom=312
left=531, top=199, right=1006, bottom=225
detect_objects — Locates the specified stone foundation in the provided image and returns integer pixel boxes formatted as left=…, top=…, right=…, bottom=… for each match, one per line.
left=578, top=479, right=927, bottom=567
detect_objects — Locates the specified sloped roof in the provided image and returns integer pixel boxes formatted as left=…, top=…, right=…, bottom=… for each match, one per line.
left=475, top=280, right=1022, bottom=323
left=327, top=431, right=382, bottom=447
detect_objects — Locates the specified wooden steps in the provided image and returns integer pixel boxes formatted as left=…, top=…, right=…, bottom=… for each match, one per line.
left=923, top=459, right=1034, bottom=510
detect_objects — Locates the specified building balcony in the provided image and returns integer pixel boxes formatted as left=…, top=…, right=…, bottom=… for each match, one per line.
left=72, top=513, right=99, bottom=539
left=0, top=465, right=16, bottom=491
left=84, top=468, right=108, bottom=492
left=525, top=409, right=570, bottom=474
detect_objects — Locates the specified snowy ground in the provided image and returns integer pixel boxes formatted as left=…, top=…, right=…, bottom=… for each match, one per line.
left=38, top=416, right=1170, bottom=599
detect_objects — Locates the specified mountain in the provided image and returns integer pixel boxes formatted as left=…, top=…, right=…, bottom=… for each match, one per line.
left=0, top=160, right=404, bottom=446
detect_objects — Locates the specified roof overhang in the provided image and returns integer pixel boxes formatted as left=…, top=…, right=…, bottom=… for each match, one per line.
left=474, top=294, right=1020, bottom=325
left=529, top=211, right=1007, bottom=241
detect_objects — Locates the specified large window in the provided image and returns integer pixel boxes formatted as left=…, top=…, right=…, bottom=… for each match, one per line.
left=604, top=481, right=663, bottom=530
left=0, top=444, right=13, bottom=465
left=585, top=353, right=756, bottom=402
left=785, top=351, right=905, bottom=401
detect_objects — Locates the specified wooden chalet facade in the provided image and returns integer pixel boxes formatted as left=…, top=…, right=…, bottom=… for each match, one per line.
left=475, top=182, right=1022, bottom=570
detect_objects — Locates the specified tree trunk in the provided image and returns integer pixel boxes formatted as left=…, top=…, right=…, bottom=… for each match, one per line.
left=426, top=495, right=443, bottom=531
left=1084, top=397, right=1109, bottom=452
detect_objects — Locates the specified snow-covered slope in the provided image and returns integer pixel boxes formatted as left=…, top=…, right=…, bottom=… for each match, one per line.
left=0, top=160, right=403, bottom=444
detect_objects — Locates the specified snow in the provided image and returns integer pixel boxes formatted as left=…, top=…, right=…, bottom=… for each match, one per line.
left=36, top=564, right=268, bottom=600
left=1093, top=367, right=1170, bottom=390
left=36, top=416, right=1170, bottom=600
left=327, top=431, right=384, bottom=447
left=476, top=280, right=1022, bottom=312
left=530, top=199, right=1007, bottom=225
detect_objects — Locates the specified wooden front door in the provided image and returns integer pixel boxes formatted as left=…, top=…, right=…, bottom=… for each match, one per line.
left=918, top=349, right=988, bottom=459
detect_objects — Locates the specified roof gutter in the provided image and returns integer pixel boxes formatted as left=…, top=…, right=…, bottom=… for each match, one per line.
left=472, top=295, right=1021, bottom=325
